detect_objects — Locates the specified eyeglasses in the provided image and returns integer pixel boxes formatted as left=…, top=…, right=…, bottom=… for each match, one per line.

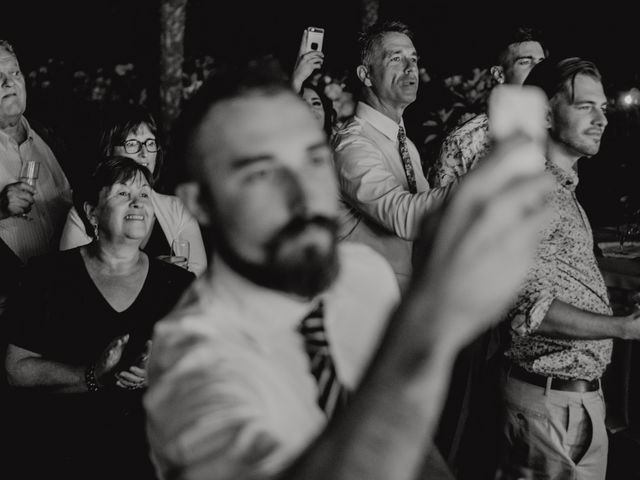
left=122, top=138, right=159, bottom=154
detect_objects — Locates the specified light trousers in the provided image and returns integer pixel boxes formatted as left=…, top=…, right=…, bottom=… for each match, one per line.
left=498, top=375, right=608, bottom=480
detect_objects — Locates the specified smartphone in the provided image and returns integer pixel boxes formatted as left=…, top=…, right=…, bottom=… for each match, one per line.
left=488, top=85, right=548, bottom=173
left=305, top=27, right=324, bottom=53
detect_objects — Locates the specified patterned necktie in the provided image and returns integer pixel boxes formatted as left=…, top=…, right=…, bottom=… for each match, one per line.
left=299, top=300, right=349, bottom=419
left=397, top=125, right=418, bottom=193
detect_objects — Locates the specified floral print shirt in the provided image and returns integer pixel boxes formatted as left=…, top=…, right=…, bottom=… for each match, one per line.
left=431, top=113, right=491, bottom=188
left=506, top=162, right=613, bottom=381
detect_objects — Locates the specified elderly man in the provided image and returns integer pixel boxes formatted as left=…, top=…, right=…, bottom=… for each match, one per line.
left=432, top=26, right=547, bottom=188
left=332, top=21, right=451, bottom=291
left=498, top=57, right=640, bottom=480
left=143, top=59, right=552, bottom=480
left=0, top=40, right=71, bottom=262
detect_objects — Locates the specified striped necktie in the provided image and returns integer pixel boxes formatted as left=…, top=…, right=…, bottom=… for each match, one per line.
left=299, top=300, right=349, bottom=419
left=398, top=125, right=418, bottom=193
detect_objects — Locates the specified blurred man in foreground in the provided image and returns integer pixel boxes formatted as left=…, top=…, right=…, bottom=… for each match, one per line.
left=144, top=61, right=553, bottom=480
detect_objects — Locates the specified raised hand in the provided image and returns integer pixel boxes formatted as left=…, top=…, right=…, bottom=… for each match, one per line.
left=0, top=181, right=35, bottom=219
left=292, top=29, right=325, bottom=92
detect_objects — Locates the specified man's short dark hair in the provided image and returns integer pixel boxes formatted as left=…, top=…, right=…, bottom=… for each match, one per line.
left=172, top=56, right=291, bottom=183
left=497, top=26, right=547, bottom=67
left=524, top=57, right=602, bottom=103
left=358, top=20, right=414, bottom=67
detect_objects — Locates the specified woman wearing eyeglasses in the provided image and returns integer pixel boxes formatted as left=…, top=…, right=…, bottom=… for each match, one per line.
left=59, top=105, right=207, bottom=276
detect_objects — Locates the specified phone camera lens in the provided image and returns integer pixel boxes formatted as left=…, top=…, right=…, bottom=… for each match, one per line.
left=311, top=42, right=318, bottom=50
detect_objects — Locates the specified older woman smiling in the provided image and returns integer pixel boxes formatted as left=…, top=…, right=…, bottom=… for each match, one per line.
left=4, top=156, right=194, bottom=479
left=59, top=105, right=207, bottom=275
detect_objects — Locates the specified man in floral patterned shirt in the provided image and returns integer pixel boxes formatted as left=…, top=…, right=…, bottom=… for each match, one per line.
left=431, top=27, right=547, bottom=188
left=498, top=57, right=640, bottom=480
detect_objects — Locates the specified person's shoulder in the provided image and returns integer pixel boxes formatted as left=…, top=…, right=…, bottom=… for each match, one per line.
left=334, top=242, right=400, bottom=299
left=25, top=117, right=66, bottom=159
left=150, top=256, right=196, bottom=286
left=449, top=113, right=489, bottom=138
left=151, top=190, right=176, bottom=208
left=28, top=247, right=78, bottom=267
left=151, top=190, right=190, bottom=218
left=333, top=116, right=370, bottom=146
left=23, top=248, right=81, bottom=281
left=149, top=277, right=236, bottom=366
left=333, top=116, right=385, bottom=165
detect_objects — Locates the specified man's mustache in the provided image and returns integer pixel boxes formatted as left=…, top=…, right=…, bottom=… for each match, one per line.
left=267, top=215, right=338, bottom=250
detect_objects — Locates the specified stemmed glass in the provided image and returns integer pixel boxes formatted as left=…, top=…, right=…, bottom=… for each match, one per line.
left=171, top=239, right=190, bottom=270
left=19, top=160, right=39, bottom=220
left=618, top=222, right=640, bottom=254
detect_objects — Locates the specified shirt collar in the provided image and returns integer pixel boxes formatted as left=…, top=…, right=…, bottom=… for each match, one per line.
left=356, top=101, right=404, bottom=141
left=546, top=160, right=579, bottom=191
left=0, top=116, right=33, bottom=149
left=203, top=254, right=324, bottom=332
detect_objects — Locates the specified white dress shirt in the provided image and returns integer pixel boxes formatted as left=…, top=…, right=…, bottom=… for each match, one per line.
left=0, top=117, right=72, bottom=261
left=332, top=102, right=449, bottom=291
left=144, top=242, right=400, bottom=480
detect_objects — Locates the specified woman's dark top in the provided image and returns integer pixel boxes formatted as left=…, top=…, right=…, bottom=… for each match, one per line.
left=143, top=218, right=171, bottom=258
left=4, top=247, right=194, bottom=480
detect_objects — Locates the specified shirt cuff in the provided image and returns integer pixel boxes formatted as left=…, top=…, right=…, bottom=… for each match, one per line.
left=511, top=291, right=555, bottom=336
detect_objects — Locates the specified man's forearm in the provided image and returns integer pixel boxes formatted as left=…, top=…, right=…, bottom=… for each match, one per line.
left=280, top=296, right=457, bottom=480
left=536, top=299, right=629, bottom=340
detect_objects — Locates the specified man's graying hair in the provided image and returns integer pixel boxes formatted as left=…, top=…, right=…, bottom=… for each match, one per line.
left=358, top=21, right=414, bottom=67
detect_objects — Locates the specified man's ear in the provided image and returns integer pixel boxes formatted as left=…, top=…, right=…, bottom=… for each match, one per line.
left=175, top=182, right=212, bottom=226
left=545, top=105, right=553, bottom=130
left=357, top=65, right=373, bottom=87
left=490, top=65, right=505, bottom=84
left=83, top=201, right=97, bottom=226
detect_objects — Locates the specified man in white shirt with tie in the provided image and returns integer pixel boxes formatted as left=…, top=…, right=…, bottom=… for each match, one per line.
left=144, top=60, right=553, bottom=480
left=333, top=21, right=450, bottom=292
left=0, top=40, right=71, bottom=262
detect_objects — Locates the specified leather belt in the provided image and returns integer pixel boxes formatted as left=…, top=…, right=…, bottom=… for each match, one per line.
left=509, top=365, right=600, bottom=393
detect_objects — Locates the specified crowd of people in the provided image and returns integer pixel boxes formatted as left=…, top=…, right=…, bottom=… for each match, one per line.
left=0, top=19, right=636, bottom=480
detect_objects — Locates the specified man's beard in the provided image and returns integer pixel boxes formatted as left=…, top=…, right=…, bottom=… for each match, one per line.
left=214, top=215, right=340, bottom=299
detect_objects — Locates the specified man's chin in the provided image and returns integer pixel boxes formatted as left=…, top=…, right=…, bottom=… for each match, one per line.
left=270, top=242, right=340, bottom=298
left=217, top=238, right=340, bottom=299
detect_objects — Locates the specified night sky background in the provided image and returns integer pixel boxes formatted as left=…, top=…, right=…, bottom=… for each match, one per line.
left=7, top=0, right=640, bottom=85
left=5, top=0, right=640, bottom=226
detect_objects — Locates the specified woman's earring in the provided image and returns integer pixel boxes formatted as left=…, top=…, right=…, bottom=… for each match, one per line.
left=92, top=223, right=99, bottom=240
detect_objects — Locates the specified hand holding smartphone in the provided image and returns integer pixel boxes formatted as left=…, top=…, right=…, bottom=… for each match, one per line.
left=488, top=85, right=549, bottom=175
left=304, top=26, right=324, bottom=53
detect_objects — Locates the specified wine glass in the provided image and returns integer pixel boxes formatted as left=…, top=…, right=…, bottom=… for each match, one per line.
left=19, top=161, right=40, bottom=220
left=171, top=239, right=190, bottom=270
